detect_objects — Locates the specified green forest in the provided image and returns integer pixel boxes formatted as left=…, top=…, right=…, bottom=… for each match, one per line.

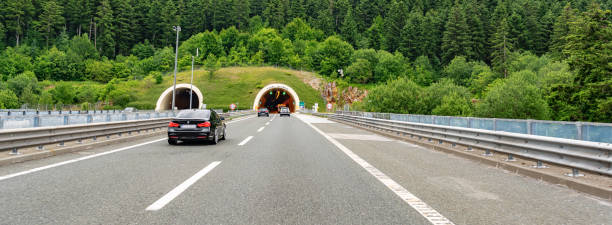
left=0, top=0, right=610, bottom=122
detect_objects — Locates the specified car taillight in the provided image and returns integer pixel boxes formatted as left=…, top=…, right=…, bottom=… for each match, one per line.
left=168, top=122, right=179, bottom=127
left=197, top=121, right=211, bottom=127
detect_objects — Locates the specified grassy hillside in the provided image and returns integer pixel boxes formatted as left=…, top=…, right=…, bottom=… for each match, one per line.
left=130, top=66, right=325, bottom=111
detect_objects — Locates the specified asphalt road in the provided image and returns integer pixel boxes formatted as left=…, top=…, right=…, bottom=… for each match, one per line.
left=0, top=114, right=610, bottom=225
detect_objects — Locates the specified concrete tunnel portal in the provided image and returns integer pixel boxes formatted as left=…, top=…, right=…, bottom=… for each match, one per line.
left=253, top=84, right=300, bottom=113
left=156, top=84, right=204, bottom=111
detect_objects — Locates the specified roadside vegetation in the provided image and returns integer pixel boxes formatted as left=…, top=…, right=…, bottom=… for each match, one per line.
left=0, top=0, right=609, bottom=122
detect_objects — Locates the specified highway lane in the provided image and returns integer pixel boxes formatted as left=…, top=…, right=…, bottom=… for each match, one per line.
left=0, top=114, right=610, bottom=224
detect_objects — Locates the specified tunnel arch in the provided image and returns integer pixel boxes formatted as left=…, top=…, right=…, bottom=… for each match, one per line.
left=253, top=83, right=301, bottom=113
left=155, top=84, right=204, bottom=111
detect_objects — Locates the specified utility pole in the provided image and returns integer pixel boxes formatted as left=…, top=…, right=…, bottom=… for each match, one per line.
left=172, top=25, right=181, bottom=111
left=189, top=55, right=194, bottom=109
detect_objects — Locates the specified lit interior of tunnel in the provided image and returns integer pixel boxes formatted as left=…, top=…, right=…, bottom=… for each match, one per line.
left=258, top=88, right=296, bottom=113
left=156, top=84, right=204, bottom=111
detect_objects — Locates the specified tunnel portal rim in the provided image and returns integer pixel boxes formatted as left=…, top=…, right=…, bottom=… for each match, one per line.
left=155, top=84, right=204, bottom=111
left=253, top=83, right=300, bottom=112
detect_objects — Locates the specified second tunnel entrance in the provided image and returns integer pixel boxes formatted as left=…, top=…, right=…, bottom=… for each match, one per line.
left=253, top=83, right=301, bottom=113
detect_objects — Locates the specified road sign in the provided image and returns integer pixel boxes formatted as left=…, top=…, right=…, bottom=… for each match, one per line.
left=299, top=101, right=305, bottom=109
left=230, top=103, right=236, bottom=110
left=326, top=103, right=333, bottom=110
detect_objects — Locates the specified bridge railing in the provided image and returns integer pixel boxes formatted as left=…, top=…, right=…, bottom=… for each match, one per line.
left=331, top=112, right=612, bottom=176
left=336, top=111, right=612, bottom=144
left=0, top=111, right=174, bottom=130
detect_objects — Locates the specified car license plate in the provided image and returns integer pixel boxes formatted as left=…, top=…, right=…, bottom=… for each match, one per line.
left=181, top=124, right=196, bottom=129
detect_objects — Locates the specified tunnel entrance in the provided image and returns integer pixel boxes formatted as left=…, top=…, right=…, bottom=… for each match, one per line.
left=253, top=83, right=300, bottom=113
left=260, top=88, right=296, bottom=113
left=156, top=84, right=204, bottom=111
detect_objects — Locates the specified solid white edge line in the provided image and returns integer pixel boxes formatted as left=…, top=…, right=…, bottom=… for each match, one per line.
left=297, top=116, right=455, bottom=225
left=257, top=127, right=265, bottom=132
left=238, top=136, right=253, bottom=146
left=146, top=161, right=222, bottom=211
left=0, top=138, right=167, bottom=182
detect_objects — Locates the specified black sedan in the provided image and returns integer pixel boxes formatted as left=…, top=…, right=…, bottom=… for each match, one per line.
left=167, top=109, right=226, bottom=145
left=258, top=108, right=270, bottom=117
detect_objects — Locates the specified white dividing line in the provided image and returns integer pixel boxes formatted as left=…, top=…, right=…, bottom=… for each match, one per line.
left=227, top=115, right=256, bottom=124
left=298, top=120, right=454, bottom=225
left=0, top=138, right=167, bottom=182
left=265, top=122, right=270, bottom=126
left=269, top=114, right=276, bottom=122
left=238, top=136, right=253, bottom=146
left=146, top=161, right=221, bottom=211
left=257, top=126, right=265, bottom=132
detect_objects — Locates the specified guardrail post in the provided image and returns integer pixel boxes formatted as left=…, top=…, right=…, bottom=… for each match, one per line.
left=483, top=149, right=493, bottom=156
left=465, top=146, right=473, bottom=151
left=527, top=120, right=533, bottom=134
left=106, top=114, right=111, bottom=122
left=63, top=115, right=69, bottom=125
left=532, top=160, right=548, bottom=169
left=0, top=118, right=3, bottom=129
left=506, top=154, right=516, bottom=161
left=7, top=111, right=10, bottom=116
left=33, top=116, right=40, bottom=127
left=493, top=118, right=497, bottom=131
left=9, top=148, right=20, bottom=155
left=37, top=145, right=44, bottom=150
left=576, top=122, right=584, bottom=141
left=566, top=168, right=584, bottom=177
left=87, top=114, right=93, bottom=123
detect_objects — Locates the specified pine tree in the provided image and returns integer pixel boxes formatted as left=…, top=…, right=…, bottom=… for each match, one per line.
left=355, top=0, right=376, bottom=31
left=463, top=0, right=487, bottom=61
left=340, top=7, right=358, bottom=46
left=550, top=3, right=576, bottom=59
left=95, top=0, right=114, bottom=57
left=146, top=0, right=163, bottom=46
left=263, top=0, right=289, bottom=29
left=365, top=16, right=384, bottom=49
left=113, top=0, right=135, bottom=56
left=289, top=0, right=306, bottom=19
left=490, top=17, right=513, bottom=78
left=383, top=0, right=408, bottom=53
left=232, top=0, right=250, bottom=30
left=1, top=0, right=35, bottom=46
left=159, top=0, right=179, bottom=46
left=441, top=3, right=470, bottom=63
left=38, top=0, right=64, bottom=48
left=213, top=0, right=232, bottom=30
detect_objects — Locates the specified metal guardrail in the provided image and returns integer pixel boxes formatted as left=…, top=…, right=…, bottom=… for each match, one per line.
left=0, top=110, right=255, bottom=155
left=337, top=111, right=612, bottom=144
left=0, top=111, right=174, bottom=130
left=331, top=113, right=612, bottom=176
left=0, top=118, right=170, bottom=155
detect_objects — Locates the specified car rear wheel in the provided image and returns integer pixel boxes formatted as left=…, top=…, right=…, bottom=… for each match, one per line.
left=168, top=139, right=178, bottom=145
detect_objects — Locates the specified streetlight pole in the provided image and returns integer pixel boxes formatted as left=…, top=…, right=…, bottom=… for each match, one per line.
left=189, top=55, right=194, bottom=109
left=171, top=25, right=181, bottom=112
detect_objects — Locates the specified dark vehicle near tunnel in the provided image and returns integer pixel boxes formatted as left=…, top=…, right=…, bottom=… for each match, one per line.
left=258, top=108, right=270, bottom=117
left=279, top=107, right=291, bottom=117
left=167, top=109, right=226, bottom=145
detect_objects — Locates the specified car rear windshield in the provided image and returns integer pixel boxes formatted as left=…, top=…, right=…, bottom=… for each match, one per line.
left=176, top=110, right=211, bottom=119
left=259, top=108, right=268, bottom=111
left=280, top=108, right=289, bottom=112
